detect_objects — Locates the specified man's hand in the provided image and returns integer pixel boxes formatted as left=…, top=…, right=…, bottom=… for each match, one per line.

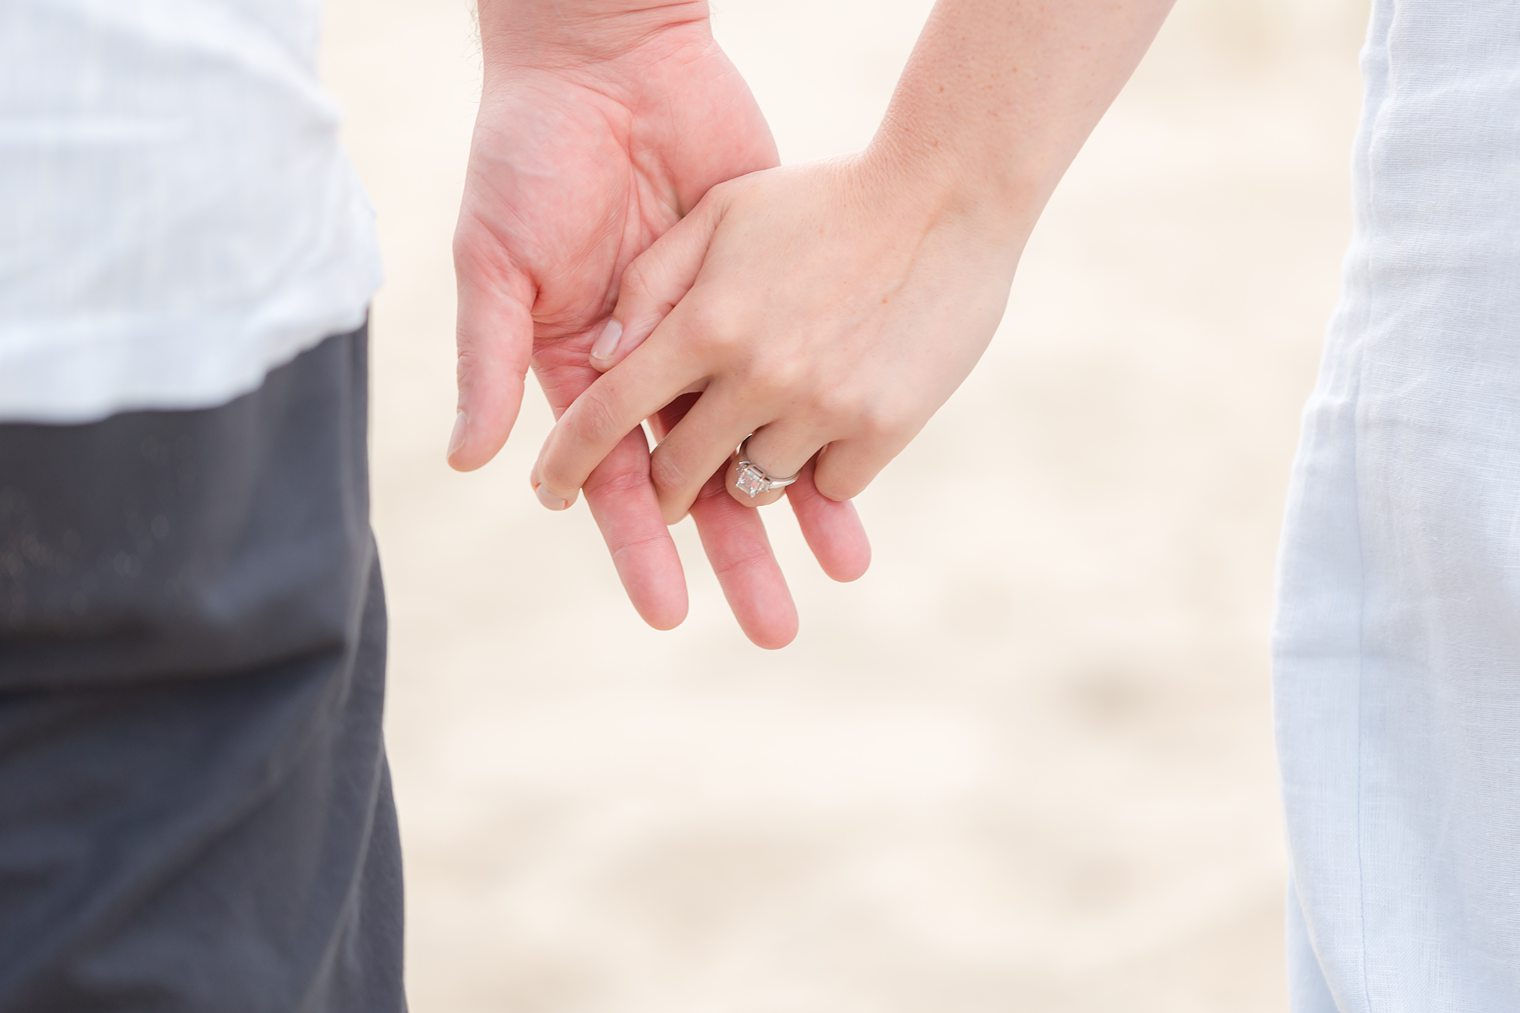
left=449, top=3, right=869, bottom=648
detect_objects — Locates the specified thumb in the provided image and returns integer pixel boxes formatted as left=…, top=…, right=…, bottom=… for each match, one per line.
left=588, top=192, right=725, bottom=373
left=449, top=255, right=535, bottom=472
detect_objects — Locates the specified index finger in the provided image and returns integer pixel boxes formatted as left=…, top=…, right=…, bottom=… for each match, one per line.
left=531, top=320, right=704, bottom=509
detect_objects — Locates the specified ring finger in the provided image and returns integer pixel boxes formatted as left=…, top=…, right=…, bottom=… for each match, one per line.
left=727, top=421, right=828, bottom=509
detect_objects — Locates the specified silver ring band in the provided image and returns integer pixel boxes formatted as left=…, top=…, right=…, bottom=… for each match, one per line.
left=733, top=437, right=799, bottom=499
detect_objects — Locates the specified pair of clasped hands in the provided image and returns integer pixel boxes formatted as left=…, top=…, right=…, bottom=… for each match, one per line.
left=444, top=1, right=1165, bottom=646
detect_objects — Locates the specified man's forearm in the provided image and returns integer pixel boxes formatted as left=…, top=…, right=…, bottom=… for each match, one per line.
left=476, top=0, right=710, bottom=76
left=874, top=0, right=1175, bottom=228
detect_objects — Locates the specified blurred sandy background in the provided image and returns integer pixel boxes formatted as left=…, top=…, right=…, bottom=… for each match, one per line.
left=320, top=2, right=1368, bottom=1009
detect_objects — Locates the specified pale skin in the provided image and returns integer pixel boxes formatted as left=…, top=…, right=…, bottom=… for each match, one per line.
left=450, top=1, right=869, bottom=649
left=454, top=0, right=1174, bottom=646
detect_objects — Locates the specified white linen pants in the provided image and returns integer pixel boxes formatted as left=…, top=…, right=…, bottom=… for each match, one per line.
left=1273, top=2, right=1520, bottom=1010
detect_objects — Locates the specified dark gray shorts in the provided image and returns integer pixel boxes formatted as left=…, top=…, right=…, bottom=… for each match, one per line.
left=0, top=325, right=405, bottom=1012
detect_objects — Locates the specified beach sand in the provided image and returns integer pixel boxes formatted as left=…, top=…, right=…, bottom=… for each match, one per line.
left=321, top=1, right=1368, bottom=1008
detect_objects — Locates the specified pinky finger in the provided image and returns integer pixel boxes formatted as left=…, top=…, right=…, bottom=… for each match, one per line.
left=812, top=437, right=898, bottom=504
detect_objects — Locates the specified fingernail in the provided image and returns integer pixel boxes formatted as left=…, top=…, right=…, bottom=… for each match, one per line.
left=590, top=319, right=623, bottom=363
left=447, top=411, right=467, bottom=460
left=533, top=480, right=570, bottom=511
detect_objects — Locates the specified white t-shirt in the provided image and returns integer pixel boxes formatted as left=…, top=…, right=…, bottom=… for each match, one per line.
left=0, top=0, right=380, bottom=423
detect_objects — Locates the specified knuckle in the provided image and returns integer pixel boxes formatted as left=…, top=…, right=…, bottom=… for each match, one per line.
left=815, top=386, right=905, bottom=442
left=535, top=450, right=574, bottom=492
left=568, top=387, right=625, bottom=446
left=608, top=530, right=671, bottom=565
left=584, top=460, right=650, bottom=500
left=734, top=364, right=788, bottom=404
left=454, top=344, right=483, bottom=391
left=812, top=469, right=861, bottom=503
left=682, top=299, right=742, bottom=355
left=619, top=259, right=656, bottom=305
left=856, top=402, right=902, bottom=440
left=812, top=386, right=867, bottom=428
left=731, top=354, right=810, bottom=409
left=756, top=358, right=808, bottom=401
left=712, top=543, right=772, bottom=578
left=648, top=446, right=688, bottom=493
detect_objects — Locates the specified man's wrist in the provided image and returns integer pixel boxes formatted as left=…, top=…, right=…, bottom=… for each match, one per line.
left=477, top=0, right=711, bottom=78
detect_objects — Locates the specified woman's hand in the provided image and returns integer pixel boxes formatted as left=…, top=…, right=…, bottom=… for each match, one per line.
left=530, top=150, right=1028, bottom=521
left=451, top=6, right=870, bottom=647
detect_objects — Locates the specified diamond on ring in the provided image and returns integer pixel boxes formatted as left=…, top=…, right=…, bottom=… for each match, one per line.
left=735, top=462, right=770, bottom=498
left=733, top=437, right=800, bottom=499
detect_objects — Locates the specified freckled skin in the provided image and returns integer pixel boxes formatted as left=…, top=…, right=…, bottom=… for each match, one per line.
left=532, top=0, right=1176, bottom=521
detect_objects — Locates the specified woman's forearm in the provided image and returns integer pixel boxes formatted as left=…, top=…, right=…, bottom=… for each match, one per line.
left=873, top=0, right=1175, bottom=228
left=528, top=1, right=1180, bottom=521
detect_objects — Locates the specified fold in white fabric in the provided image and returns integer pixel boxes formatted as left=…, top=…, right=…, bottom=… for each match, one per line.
left=0, top=0, right=379, bottom=422
left=1274, top=2, right=1520, bottom=1009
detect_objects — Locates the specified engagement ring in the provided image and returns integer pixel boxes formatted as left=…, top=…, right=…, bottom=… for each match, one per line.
left=733, top=437, right=799, bottom=498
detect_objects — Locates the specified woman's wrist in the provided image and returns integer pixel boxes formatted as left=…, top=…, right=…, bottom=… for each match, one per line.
left=478, top=0, right=711, bottom=83
left=859, top=118, right=1042, bottom=264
